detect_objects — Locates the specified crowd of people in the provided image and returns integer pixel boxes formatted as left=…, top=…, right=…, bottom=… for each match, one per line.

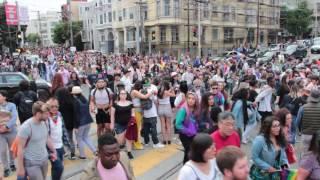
left=0, top=46, right=319, bottom=180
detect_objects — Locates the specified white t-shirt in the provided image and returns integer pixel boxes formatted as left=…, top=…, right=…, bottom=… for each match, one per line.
left=177, top=160, right=222, bottom=180
left=91, top=88, right=113, bottom=105
left=48, top=114, right=63, bottom=149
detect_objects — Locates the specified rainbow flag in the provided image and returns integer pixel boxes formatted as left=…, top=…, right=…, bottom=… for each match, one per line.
left=281, top=169, right=297, bottom=180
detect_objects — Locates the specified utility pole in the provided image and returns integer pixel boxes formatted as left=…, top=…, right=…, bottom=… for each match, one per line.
left=197, top=2, right=201, bottom=57
left=36, top=11, right=43, bottom=47
left=256, top=0, right=260, bottom=48
left=187, top=0, right=190, bottom=53
left=67, top=0, right=74, bottom=47
left=195, top=0, right=208, bottom=57
left=135, top=0, right=146, bottom=55
left=315, top=3, right=318, bottom=37
left=16, top=1, right=23, bottom=48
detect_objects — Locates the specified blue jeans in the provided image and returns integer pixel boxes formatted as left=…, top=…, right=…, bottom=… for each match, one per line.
left=50, top=148, right=64, bottom=180
left=289, top=115, right=297, bottom=144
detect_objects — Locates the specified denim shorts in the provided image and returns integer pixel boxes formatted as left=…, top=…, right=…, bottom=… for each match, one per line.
left=115, top=123, right=127, bottom=134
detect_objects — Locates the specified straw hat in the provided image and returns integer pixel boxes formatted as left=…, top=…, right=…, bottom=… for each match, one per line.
left=71, top=86, right=82, bottom=94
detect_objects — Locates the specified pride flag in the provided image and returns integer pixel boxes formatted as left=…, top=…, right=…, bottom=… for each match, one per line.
left=281, top=169, right=297, bottom=180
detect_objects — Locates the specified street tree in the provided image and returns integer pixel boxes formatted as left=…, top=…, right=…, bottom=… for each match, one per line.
left=285, top=1, right=313, bottom=38
left=26, top=33, right=40, bottom=44
left=52, top=21, right=83, bottom=51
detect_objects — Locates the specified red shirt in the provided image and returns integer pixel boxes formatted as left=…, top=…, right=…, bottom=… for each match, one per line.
left=211, top=130, right=240, bottom=152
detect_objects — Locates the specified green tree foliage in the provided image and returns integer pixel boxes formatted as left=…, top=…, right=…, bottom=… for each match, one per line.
left=285, top=1, right=313, bottom=37
left=52, top=21, right=83, bottom=50
left=26, top=33, right=40, bottom=43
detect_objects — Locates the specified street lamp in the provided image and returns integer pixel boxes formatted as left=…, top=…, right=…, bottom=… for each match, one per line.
left=195, top=0, right=209, bottom=57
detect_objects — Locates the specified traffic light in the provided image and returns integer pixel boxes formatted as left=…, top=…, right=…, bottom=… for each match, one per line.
left=192, top=27, right=197, bottom=37
left=17, top=31, right=22, bottom=42
left=151, top=31, right=156, bottom=40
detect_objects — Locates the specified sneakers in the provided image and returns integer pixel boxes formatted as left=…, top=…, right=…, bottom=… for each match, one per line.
left=127, top=152, right=134, bottom=159
left=68, top=153, right=76, bottom=160
left=79, top=156, right=87, bottom=160
left=4, top=169, right=10, bottom=177
left=10, top=165, right=16, bottom=172
left=153, top=143, right=165, bottom=148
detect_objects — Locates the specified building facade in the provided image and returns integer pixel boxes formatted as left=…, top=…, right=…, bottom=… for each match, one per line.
left=82, top=0, right=281, bottom=56
left=79, top=0, right=113, bottom=52
left=26, top=11, right=61, bottom=47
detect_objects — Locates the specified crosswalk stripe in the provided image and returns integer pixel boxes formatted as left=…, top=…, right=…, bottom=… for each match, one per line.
left=131, top=144, right=180, bottom=177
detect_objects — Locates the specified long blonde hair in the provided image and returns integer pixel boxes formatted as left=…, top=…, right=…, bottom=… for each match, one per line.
left=289, top=84, right=299, bottom=99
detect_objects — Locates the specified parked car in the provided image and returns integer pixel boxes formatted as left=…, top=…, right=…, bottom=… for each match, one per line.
left=222, top=51, right=245, bottom=58
left=257, top=51, right=277, bottom=63
left=269, top=44, right=281, bottom=51
left=248, top=47, right=269, bottom=58
left=284, top=44, right=307, bottom=59
left=0, top=72, right=51, bottom=101
left=311, top=40, right=320, bottom=54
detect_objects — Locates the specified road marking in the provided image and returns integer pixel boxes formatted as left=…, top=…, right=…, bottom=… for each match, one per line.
left=131, top=144, right=180, bottom=177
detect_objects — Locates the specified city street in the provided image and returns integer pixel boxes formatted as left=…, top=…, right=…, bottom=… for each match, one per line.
left=6, top=117, right=303, bottom=180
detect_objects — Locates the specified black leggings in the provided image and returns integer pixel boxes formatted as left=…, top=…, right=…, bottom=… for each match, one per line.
left=179, top=133, right=194, bottom=164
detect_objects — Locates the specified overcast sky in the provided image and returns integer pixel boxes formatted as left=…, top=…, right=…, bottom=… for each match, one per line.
left=5, top=0, right=91, bottom=19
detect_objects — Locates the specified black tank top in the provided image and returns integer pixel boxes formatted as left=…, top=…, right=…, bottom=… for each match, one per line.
left=114, top=103, right=133, bottom=125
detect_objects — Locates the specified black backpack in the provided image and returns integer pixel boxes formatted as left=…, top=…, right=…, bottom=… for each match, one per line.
left=140, top=90, right=152, bottom=110
left=18, top=91, right=35, bottom=118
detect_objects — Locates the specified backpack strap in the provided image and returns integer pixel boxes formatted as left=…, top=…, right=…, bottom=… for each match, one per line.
left=92, top=88, right=112, bottom=105
left=185, top=164, right=201, bottom=180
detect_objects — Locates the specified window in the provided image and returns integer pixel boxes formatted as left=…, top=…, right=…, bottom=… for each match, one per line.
left=245, top=9, right=256, bottom=23
left=317, top=3, right=320, bottom=13
left=4, top=75, right=23, bottom=84
left=171, top=26, right=179, bottom=42
left=212, top=5, right=218, bottom=17
left=160, top=26, right=166, bottom=42
left=164, top=0, right=170, bottom=16
left=247, top=28, right=254, bottom=43
left=156, top=0, right=161, bottom=17
left=130, top=13, right=134, bottom=19
left=260, top=31, right=264, bottom=43
left=113, top=11, right=116, bottom=21
left=104, top=13, right=107, bottom=23
left=100, top=14, right=103, bottom=24
left=126, top=29, right=136, bottom=41
left=174, top=0, right=180, bottom=17
left=101, top=34, right=105, bottom=41
left=223, top=28, right=233, bottom=43
left=118, top=10, right=122, bottom=21
left=123, top=8, right=126, bottom=20
left=231, top=6, right=236, bottom=21
left=108, top=12, right=112, bottom=22
left=203, top=6, right=209, bottom=19
left=212, top=28, right=218, bottom=41
left=143, top=6, right=148, bottom=20
left=223, top=6, right=230, bottom=21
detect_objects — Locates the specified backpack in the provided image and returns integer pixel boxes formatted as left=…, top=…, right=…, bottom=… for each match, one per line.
left=140, top=90, right=153, bottom=110
left=132, top=70, right=138, bottom=83
left=18, top=91, right=35, bottom=118
left=92, top=88, right=112, bottom=104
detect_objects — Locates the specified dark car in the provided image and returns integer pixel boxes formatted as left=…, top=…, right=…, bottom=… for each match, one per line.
left=0, top=72, right=51, bottom=101
left=284, top=44, right=307, bottom=59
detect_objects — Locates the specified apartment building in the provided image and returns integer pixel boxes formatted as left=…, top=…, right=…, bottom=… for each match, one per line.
left=26, top=11, right=61, bottom=47
left=79, top=0, right=113, bottom=52
left=82, top=0, right=280, bottom=56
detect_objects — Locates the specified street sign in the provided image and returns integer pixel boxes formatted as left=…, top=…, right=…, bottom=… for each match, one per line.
left=70, top=46, right=76, bottom=52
